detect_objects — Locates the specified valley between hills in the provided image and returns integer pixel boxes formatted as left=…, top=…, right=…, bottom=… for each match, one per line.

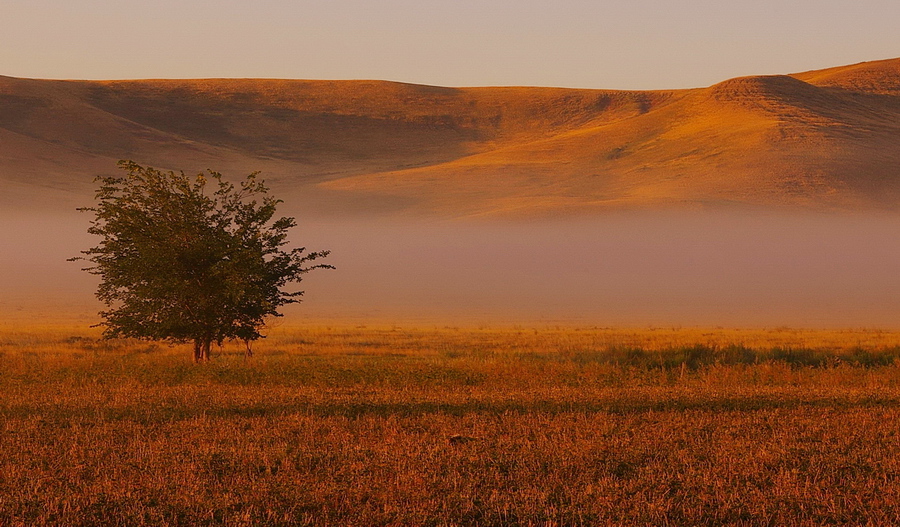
left=2, top=57, right=900, bottom=218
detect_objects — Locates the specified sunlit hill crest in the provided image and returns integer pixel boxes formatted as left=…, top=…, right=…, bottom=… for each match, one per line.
left=2, top=57, right=900, bottom=217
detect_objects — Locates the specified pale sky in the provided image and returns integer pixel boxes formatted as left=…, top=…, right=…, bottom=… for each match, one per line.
left=2, top=0, right=898, bottom=89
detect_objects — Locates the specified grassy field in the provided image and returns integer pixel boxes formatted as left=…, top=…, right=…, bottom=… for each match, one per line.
left=4, top=324, right=900, bottom=525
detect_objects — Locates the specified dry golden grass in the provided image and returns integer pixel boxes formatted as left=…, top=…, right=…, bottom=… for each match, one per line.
left=3, top=324, right=900, bottom=525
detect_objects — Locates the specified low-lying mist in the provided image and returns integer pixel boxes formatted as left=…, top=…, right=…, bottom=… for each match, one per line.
left=4, top=209, right=900, bottom=327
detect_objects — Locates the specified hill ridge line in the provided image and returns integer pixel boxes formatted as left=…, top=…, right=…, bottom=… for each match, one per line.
left=2, top=57, right=900, bottom=217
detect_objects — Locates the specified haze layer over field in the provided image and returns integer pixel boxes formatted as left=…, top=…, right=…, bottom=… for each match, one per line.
left=5, top=210, right=900, bottom=327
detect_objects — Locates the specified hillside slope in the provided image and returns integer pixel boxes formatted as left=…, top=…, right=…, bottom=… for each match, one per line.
left=2, top=58, right=900, bottom=217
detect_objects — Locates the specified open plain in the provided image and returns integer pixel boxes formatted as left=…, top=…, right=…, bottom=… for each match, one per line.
left=4, top=324, right=900, bottom=525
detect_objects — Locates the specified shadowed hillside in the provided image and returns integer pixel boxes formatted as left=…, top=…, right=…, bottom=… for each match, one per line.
left=2, top=58, right=900, bottom=217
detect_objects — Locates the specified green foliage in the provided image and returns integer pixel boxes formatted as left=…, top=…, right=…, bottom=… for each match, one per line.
left=72, top=161, right=332, bottom=360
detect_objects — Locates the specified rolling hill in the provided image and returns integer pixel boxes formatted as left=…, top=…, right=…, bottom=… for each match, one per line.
left=2, top=57, right=900, bottom=217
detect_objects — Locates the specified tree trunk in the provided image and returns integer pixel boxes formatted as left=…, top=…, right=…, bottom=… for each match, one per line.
left=193, top=337, right=212, bottom=363
left=201, top=338, right=212, bottom=362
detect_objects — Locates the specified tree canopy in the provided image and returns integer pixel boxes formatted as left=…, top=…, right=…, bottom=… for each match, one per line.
left=72, top=161, right=332, bottom=362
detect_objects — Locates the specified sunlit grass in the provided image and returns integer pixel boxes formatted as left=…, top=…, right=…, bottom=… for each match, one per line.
left=3, top=324, right=900, bottom=524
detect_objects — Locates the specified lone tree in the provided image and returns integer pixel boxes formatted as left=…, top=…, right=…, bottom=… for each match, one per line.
left=72, top=160, right=332, bottom=363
